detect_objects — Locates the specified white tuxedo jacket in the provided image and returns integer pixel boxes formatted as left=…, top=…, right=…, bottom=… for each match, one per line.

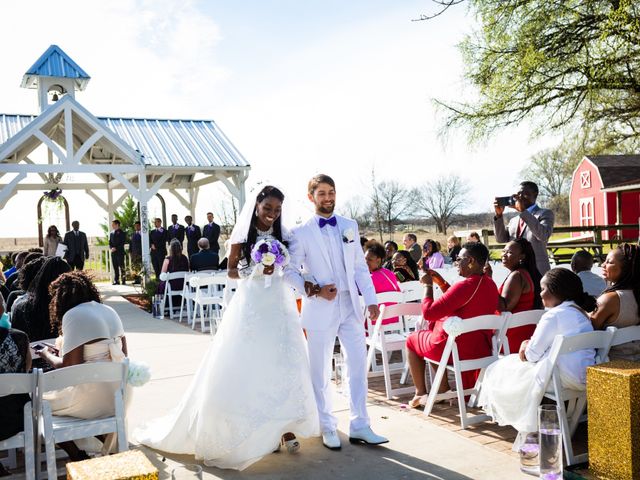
left=285, top=215, right=377, bottom=331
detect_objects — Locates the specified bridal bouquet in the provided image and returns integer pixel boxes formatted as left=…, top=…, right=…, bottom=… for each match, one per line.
left=250, top=239, right=290, bottom=287
left=127, top=360, right=151, bottom=387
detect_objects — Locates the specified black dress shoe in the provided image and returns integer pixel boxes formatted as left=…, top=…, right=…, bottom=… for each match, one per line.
left=112, top=281, right=119, bottom=285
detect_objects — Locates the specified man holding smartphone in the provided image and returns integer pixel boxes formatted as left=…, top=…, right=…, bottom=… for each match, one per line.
left=493, top=181, right=554, bottom=274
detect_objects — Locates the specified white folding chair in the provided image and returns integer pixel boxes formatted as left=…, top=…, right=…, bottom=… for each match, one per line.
left=179, top=271, right=216, bottom=324
left=423, top=314, right=508, bottom=429
left=364, top=291, right=404, bottom=375
left=190, top=275, right=225, bottom=334
left=35, top=362, right=128, bottom=480
left=400, top=281, right=422, bottom=303
left=159, top=271, right=187, bottom=319
left=538, top=328, right=615, bottom=466
left=500, top=310, right=545, bottom=355
left=366, top=301, right=423, bottom=399
left=608, top=325, right=640, bottom=360
left=0, top=373, right=36, bottom=480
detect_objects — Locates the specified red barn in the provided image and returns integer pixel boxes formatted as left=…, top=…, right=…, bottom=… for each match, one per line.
left=569, top=155, right=640, bottom=241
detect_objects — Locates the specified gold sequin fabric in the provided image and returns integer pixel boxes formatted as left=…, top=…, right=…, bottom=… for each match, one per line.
left=66, top=450, right=158, bottom=480
left=587, top=360, right=640, bottom=480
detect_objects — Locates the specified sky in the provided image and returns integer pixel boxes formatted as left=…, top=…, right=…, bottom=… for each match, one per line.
left=0, top=0, right=557, bottom=236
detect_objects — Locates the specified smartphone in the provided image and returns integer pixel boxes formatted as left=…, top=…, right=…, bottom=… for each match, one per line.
left=32, top=344, right=45, bottom=351
left=495, top=196, right=515, bottom=207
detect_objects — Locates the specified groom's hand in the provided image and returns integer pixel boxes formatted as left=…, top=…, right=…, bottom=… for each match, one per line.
left=304, top=281, right=320, bottom=297
left=367, top=305, right=380, bottom=322
left=318, top=284, right=337, bottom=301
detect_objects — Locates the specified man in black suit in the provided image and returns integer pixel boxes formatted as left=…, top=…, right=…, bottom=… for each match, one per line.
left=149, top=217, right=168, bottom=279
left=202, top=212, right=220, bottom=254
left=129, top=221, right=142, bottom=283
left=63, top=220, right=89, bottom=270
left=168, top=214, right=185, bottom=247
left=189, top=238, right=219, bottom=271
left=109, top=219, right=127, bottom=285
left=184, top=215, right=201, bottom=259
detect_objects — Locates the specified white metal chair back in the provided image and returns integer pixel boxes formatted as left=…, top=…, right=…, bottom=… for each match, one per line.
left=160, top=271, right=187, bottom=319
left=610, top=324, right=640, bottom=350
left=423, top=313, right=509, bottom=429
left=36, top=361, right=128, bottom=480
left=190, top=275, right=226, bottom=334
left=400, top=281, right=423, bottom=303
left=0, top=373, right=36, bottom=480
left=538, top=327, right=616, bottom=466
left=500, top=309, right=545, bottom=355
left=366, top=302, right=423, bottom=399
left=180, top=271, right=217, bottom=324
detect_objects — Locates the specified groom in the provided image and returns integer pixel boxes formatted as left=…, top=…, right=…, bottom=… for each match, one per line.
left=285, top=174, right=388, bottom=450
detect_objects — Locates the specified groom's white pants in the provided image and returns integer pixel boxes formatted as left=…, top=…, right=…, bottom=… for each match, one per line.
left=305, top=292, right=370, bottom=433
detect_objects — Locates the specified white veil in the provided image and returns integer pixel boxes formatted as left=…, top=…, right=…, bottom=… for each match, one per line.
left=228, top=187, right=295, bottom=245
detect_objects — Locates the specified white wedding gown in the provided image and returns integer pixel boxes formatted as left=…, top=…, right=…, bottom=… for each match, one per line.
left=135, top=240, right=319, bottom=470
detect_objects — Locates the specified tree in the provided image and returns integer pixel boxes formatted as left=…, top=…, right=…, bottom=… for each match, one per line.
left=415, top=175, right=469, bottom=234
left=339, top=196, right=372, bottom=230
left=375, top=181, right=413, bottom=237
left=521, top=140, right=583, bottom=223
left=216, top=194, right=239, bottom=238
left=429, top=1, right=640, bottom=151
left=98, top=195, right=139, bottom=245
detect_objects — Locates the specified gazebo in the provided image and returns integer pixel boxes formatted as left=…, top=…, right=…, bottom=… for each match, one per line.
left=0, top=45, right=250, bottom=276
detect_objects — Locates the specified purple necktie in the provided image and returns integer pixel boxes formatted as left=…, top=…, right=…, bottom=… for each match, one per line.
left=319, top=217, right=337, bottom=228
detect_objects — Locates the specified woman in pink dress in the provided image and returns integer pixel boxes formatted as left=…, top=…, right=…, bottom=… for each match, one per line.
left=364, top=243, right=401, bottom=327
left=406, top=242, right=499, bottom=408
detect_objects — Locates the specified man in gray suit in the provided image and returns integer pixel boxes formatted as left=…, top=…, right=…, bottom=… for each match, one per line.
left=493, top=181, right=554, bottom=275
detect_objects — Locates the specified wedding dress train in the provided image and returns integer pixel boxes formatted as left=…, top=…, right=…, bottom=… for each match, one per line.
left=135, top=265, right=319, bottom=470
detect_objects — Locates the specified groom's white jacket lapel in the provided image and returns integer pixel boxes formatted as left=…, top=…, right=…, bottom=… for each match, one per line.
left=284, top=214, right=377, bottom=331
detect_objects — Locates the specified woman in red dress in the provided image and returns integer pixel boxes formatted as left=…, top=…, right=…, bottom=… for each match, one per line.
left=406, top=242, right=499, bottom=408
left=495, top=238, right=542, bottom=354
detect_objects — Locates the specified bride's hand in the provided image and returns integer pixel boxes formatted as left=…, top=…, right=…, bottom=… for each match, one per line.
left=263, top=265, right=275, bottom=276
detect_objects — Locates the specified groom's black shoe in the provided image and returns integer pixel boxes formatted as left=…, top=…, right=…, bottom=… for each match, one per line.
left=322, top=431, right=341, bottom=450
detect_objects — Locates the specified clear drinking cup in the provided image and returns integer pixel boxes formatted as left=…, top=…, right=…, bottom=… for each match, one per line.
left=538, top=405, right=563, bottom=479
left=518, top=432, right=539, bottom=476
left=171, top=464, right=203, bottom=479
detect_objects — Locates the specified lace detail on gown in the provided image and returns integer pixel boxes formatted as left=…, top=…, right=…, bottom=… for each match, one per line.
left=135, top=233, right=319, bottom=470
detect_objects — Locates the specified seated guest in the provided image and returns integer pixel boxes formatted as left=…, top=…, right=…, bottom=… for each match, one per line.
left=406, top=242, right=499, bottom=408
left=4, top=251, right=28, bottom=292
left=403, top=233, right=422, bottom=263
left=190, top=238, right=219, bottom=271
left=391, top=250, right=420, bottom=283
left=467, top=232, right=481, bottom=243
left=11, top=257, right=71, bottom=341
left=43, top=225, right=63, bottom=257
left=495, top=239, right=542, bottom=354
left=365, top=243, right=401, bottom=327
left=8, top=255, right=46, bottom=313
left=39, top=271, right=128, bottom=458
left=478, top=268, right=596, bottom=433
left=421, top=239, right=445, bottom=271
left=383, top=241, right=398, bottom=270
left=158, top=239, right=190, bottom=298
left=447, top=236, right=461, bottom=263
left=589, top=243, right=640, bottom=361
left=3, top=252, right=20, bottom=278
left=0, top=321, right=31, bottom=444
left=571, top=250, right=606, bottom=297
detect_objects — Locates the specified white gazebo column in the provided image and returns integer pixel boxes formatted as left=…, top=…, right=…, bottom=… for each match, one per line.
left=137, top=174, right=152, bottom=282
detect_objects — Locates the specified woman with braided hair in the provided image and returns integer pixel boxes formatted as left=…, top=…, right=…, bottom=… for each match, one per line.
left=589, top=243, right=640, bottom=361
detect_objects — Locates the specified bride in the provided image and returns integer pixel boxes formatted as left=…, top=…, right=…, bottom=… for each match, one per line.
left=135, top=186, right=319, bottom=470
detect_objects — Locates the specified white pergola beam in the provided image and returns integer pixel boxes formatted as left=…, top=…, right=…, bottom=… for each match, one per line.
left=74, top=131, right=102, bottom=164
left=0, top=172, right=27, bottom=208
left=64, top=106, right=73, bottom=163
left=0, top=183, right=106, bottom=190
left=33, top=130, right=67, bottom=163
left=85, top=189, right=108, bottom=211
left=0, top=164, right=143, bottom=173
left=169, top=188, right=191, bottom=210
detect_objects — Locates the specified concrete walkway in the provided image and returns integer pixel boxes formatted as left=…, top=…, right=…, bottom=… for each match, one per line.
left=101, top=284, right=530, bottom=480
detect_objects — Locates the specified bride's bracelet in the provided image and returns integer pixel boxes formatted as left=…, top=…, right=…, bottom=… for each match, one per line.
left=237, top=266, right=254, bottom=279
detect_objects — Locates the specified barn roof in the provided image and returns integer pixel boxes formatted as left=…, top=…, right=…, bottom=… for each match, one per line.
left=586, top=155, right=640, bottom=189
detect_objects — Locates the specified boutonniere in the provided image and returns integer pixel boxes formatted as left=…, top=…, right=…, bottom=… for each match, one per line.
left=342, top=228, right=355, bottom=244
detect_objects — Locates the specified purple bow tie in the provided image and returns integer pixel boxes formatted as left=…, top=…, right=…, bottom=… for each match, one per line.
left=319, top=217, right=337, bottom=228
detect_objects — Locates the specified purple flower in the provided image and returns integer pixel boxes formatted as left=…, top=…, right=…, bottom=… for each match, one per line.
left=259, top=243, right=269, bottom=254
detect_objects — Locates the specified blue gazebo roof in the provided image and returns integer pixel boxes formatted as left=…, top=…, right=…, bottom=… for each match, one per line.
left=21, top=45, right=91, bottom=90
